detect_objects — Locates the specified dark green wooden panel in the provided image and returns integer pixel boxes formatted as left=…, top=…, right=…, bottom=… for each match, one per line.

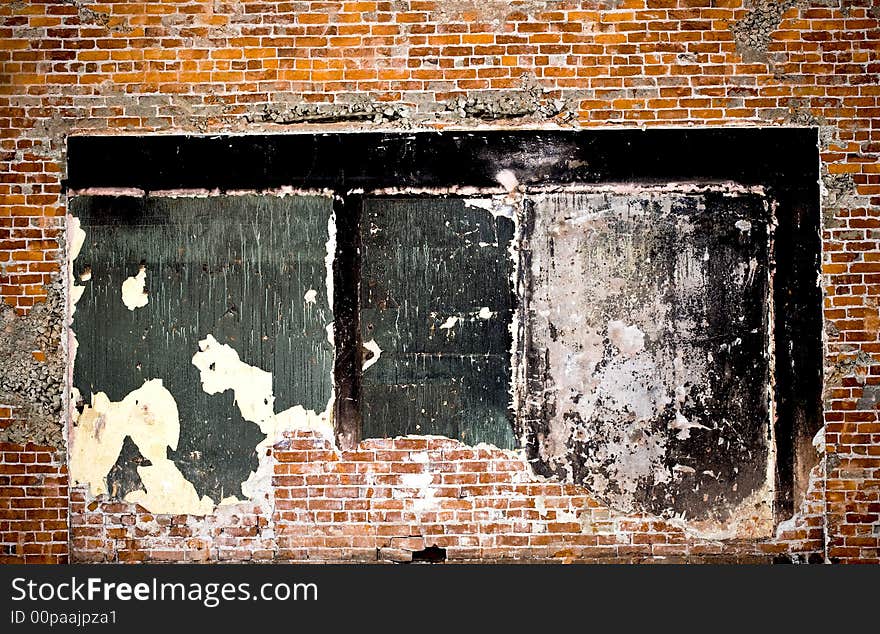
left=70, top=195, right=334, bottom=502
left=360, top=197, right=516, bottom=449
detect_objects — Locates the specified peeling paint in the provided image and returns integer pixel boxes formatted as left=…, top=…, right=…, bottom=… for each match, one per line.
left=192, top=334, right=332, bottom=501
left=67, top=215, right=87, bottom=317
left=69, top=193, right=336, bottom=510
left=120, top=265, right=148, bottom=311
left=523, top=188, right=776, bottom=529
left=438, top=316, right=459, bottom=330
left=362, top=338, right=382, bottom=372
left=669, top=411, right=709, bottom=441
left=69, top=379, right=215, bottom=515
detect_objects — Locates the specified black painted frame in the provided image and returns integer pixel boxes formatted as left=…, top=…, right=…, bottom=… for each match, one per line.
left=66, top=129, right=822, bottom=519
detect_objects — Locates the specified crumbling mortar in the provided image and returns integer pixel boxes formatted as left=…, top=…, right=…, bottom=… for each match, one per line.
left=823, top=350, right=873, bottom=402
left=432, top=0, right=564, bottom=24
left=255, top=101, right=412, bottom=126
left=442, top=86, right=577, bottom=124
left=58, top=0, right=132, bottom=34
left=0, top=276, right=66, bottom=450
left=821, top=171, right=868, bottom=230
left=731, top=0, right=803, bottom=64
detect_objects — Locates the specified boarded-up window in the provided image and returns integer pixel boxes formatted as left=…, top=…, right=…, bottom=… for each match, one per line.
left=359, top=197, right=517, bottom=449
left=522, top=189, right=774, bottom=524
left=69, top=195, right=334, bottom=506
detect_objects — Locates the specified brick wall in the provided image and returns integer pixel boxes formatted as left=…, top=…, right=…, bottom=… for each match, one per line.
left=68, top=431, right=824, bottom=563
left=1, top=0, right=879, bottom=562
left=0, top=442, right=68, bottom=563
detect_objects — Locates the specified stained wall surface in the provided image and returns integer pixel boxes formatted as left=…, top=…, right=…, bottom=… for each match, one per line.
left=524, top=189, right=774, bottom=528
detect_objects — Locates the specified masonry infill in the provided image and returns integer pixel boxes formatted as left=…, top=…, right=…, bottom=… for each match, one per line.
left=64, top=129, right=822, bottom=532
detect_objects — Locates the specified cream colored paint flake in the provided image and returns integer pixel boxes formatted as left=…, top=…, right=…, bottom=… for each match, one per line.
left=69, top=215, right=86, bottom=262
left=69, top=379, right=215, bottom=515
left=191, top=335, right=332, bottom=438
left=121, top=266, right=148, bottom=310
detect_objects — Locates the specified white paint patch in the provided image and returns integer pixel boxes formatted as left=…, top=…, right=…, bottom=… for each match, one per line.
left=464, top=197, right=515, bottom=220
left=409, top=451, right=429, bottom=464
left=400, top=471, right=437, bottom=512
left=121, top=266, right=148, bottom=311
left=495, top=169, right=519, bottom=193
left=69, top=379, right=215, bottom=515
left=607, top=320, right=645, bottom=357
left=534, top=495, right=548, bottom=518
left=303, top=289, right=318, bottom=304
left=478, top=307, right=494, bottom=320
left=362, top=338, right=382, bottom=372
left=669, top=411, right=709, bottom=440
left=439, top=316, right=459, bottom=330
left=191, top=334, right=333, bottom=501
left=812, top=427, right=825, bottom=454
left=735, top=219, right=752, bottom=232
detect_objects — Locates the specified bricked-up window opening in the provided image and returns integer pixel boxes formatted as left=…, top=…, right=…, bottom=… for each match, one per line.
left=65, top=130, right=821, bottom=527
